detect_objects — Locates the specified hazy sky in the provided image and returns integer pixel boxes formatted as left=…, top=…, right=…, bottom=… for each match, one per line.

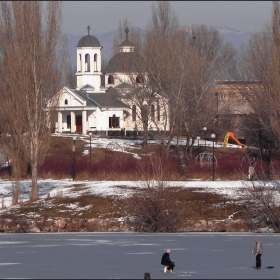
left=62, top=1, right=273, bottom=35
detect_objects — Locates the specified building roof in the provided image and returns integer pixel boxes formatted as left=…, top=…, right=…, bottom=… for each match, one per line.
left=71, top=87, right=129, bottom=109
left=119, top=39, right=134, bottom=47
left=115, top=82, right=134, bottom=89
left=122, top=87, right=169, bottom=100
left=77, top=35, right=100, bottom=48
left=105, top=52, right=139, bottom=73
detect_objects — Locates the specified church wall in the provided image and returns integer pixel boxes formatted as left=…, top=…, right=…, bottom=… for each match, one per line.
left=104, top=73, right=137, bottom=88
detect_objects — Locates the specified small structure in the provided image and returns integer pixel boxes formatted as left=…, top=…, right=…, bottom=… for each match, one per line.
left=196, top=151, right=217, bottom=167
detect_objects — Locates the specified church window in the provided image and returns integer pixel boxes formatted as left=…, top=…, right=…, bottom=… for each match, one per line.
left=94, top=54, right=98, bottom=72
left=79, top=54, right=82, bottom=72
left=132, top=105, right=136, bottom=121
left=64, top=99, right=68, bottom=105
left=136, top=75, right=145, bottom=83
left=67, top=115, right=71, bottom=129
left=157, top=104, right=160, bottom=121
left=109, top=114, right=120, bottom=128
left=108, top=75, right=114, bottom=84
left=85, top=54, right=90, bottom=72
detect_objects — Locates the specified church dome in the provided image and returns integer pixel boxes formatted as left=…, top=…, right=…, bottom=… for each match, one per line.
left=105, top=52, right=137, bottom=73
left=77, top=35, right=100, bottom=47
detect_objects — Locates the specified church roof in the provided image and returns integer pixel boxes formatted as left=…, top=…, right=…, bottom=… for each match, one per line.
left=71, top=88, right=129, bottom=109
left=77, top=35, right=100, bottom=47
left=105, top=52, right=138, bottom=73
left=87, top=88, right=129, bottom=108
left=119, top=39, right=134, bottom=47
left=121, top=87, right=169, bottom=100
left=115, top=82, right=133, bottom=89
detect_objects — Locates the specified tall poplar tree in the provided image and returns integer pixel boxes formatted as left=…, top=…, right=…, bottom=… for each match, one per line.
left=0, top=1, right=67, bottom=200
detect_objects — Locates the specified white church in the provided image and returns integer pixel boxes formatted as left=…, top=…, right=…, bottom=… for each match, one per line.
left=52, top=26, right=169, bottom=137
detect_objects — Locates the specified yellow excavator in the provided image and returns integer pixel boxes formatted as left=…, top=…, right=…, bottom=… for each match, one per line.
left=223, top=132, right=246, bottom=148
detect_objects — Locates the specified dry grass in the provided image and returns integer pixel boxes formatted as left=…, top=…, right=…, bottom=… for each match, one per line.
left=0, top=185, right=248, bottom=232
left=0, top=134, right=277, bottom=232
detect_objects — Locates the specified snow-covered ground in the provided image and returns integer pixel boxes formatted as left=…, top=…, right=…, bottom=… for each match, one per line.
left=0, top=134, right=277, bottom=210
left=0, top=179, right=252, bottom=208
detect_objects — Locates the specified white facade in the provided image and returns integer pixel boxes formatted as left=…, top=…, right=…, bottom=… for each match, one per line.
left=55, top=87, right=127, bottom=135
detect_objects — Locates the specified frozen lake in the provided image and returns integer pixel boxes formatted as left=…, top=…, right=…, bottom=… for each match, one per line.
left=0, top=232, right=279, bottom=279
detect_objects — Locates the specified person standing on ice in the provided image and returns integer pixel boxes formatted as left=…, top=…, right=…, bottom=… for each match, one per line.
left=252, top=238, right=263, bottom=269
left=161, top=249, right=175, bottom=273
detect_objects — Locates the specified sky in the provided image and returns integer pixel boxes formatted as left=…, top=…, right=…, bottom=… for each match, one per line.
left=61, top=1, right=273, bottom=36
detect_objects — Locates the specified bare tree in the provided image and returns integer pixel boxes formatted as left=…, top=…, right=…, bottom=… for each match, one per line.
left=0, top=1, right=67, bottom=200
left=127, top=154, right=181, bottom=232
left=238, top=2, right=280, bottom=143
left=176, top=25, right=236, bottom=158
left=111, top=1, right=235, bottom=155
left=143, top=2, right=236, bottom=158
left=238, top=180, right=280, bottom=232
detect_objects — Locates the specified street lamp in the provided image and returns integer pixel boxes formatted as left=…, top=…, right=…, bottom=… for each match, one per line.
left=196, top=136, right=200, bottom=148
left=215, top=92, right=219, bottom=141
left=89, top=132, right=92, bottom=165
left=202, top=127, right=207, bottom=151
left=211, top=133, right=216, bottom=181
left=72, top=136, right=77, bottom=181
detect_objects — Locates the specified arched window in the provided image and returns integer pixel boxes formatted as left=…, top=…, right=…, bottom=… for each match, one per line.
left=132, top=105, right=136, bottom=121
left=85, top=54, right=90, bottom=72
left=108, top=75, right=114, bottom=84
left=64, top=99, right=68, bottom=105
left=67, top=115, right=71, bottom=129
left=79, top=54, right=82, bottom=72
left=157, top=104, right=160, bottom=121
left=94, top=54, right=98, bottom=72
left=136, top=75, right=145, bottom=83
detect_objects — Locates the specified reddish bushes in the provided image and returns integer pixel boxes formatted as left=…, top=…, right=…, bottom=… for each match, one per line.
left=8, top=144, right=280, bottom=181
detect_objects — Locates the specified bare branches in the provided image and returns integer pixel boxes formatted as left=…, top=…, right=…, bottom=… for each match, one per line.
left=239, top=2, right=280, bottom=142
left=0, top=1, right=67, bottom=200
left=239, top=180, right=280, bottom=232
left=127, top=155, right=181, bottom=232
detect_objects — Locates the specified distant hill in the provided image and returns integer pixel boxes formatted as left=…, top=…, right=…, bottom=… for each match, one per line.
left=214, top=26, right=252, bottom=50
left=65, top=26, right=252, bottom=68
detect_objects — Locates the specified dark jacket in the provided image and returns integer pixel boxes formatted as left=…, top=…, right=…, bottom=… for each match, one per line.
left=161, top=252, right=172, bottom=265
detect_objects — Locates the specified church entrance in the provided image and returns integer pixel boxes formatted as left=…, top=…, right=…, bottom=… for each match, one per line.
left=76, top=116, right=82, bottom=133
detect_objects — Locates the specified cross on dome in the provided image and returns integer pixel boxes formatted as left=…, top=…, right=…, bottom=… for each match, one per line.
left=124, top=27, right=129, bottom=40
left=87, top=25, right=91, bottom=35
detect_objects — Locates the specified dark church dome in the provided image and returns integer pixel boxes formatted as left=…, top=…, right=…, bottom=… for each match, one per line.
left=106, top=52, right=137, bottom=73
left=77, top=35, right=100, bottom=47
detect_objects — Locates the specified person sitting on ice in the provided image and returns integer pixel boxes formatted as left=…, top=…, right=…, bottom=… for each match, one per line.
left=161, top=249, right=175, bottom=273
